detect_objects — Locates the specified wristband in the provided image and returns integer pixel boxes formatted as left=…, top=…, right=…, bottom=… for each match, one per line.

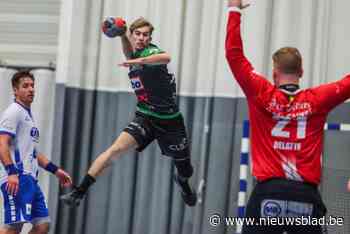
left=45, top=162, right=59, bottom=174
left=5, top=164, right=18, bottom=176
left=228, top=7, right=242, bottom=14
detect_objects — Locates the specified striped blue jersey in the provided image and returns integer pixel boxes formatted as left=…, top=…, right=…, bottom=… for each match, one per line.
left=0, top=102, right=39, bottom=184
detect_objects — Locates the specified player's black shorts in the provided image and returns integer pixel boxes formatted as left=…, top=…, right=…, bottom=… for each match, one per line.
left=242, top=178, right=327, bottom=234
left=123, top=111, right=190, bottom=160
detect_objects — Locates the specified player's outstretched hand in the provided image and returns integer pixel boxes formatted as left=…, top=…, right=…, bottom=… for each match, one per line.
left=347, top=179, right=350, bottom=192
left=55, top=169, right=72, bottom=188
left=227, top=0, right=250, bottom=9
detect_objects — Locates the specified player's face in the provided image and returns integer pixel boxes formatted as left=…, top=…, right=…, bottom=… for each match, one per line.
left=131, top=26, right=152, bottom=50
left=14, top=77, right=35, bottom=106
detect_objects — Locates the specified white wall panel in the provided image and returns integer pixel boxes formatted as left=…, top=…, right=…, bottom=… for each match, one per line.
left=0, top=0, right=60, bottom=66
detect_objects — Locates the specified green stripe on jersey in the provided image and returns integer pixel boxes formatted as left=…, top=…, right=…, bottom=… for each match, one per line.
left=136, top=105, right=180, bottom=119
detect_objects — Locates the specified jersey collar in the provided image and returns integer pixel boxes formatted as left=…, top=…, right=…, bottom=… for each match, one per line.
left=278, top=84, right=301, bottom=96
left=14, top=100, right=32, bottom=118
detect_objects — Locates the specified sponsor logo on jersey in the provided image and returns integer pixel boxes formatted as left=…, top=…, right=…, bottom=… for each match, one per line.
left=30, top=127, right=40, bottom=142
left=130, top=77, right=144, bottom=91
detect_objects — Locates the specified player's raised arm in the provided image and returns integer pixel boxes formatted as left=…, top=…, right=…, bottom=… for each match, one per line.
left=120, top=32, right=133, bottom=60
left=225, top=0, right=253, bottom=82
left=225, top=1, right=270, bottom=97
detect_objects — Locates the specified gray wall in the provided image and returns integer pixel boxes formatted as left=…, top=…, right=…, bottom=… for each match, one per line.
left=322, top=104, right=350, bottom=234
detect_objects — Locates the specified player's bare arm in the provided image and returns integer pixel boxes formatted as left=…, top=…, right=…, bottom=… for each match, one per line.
left=0, top=135, right=15, bottom=167
left=0, top=134, right=19, bottom=196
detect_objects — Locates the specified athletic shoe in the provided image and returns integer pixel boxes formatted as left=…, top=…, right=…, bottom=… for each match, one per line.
left=60, top=187, right=85, bottom=207
left=174, top=174, right=197, bottom=207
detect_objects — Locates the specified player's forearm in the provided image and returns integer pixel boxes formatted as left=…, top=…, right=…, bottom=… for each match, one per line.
left=0, top=136, right=14, bottom=166
left=139, top=53, right=171, bottom=65
left=225, top=6, right=266, bottom=97
left=37, top=153, right=50, bottom=168
left=0, top=145, right=13, bottom=166
left=37, top=153, right=61, bottom=175
left=121, top=35, right=133, bottom=59
left=225, top=10, right=250, bottom=74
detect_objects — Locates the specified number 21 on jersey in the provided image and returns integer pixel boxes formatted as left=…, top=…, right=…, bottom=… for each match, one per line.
left=271, top=117, right=307, bottom=139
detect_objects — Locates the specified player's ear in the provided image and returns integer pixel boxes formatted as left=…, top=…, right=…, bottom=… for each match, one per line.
left=13, top=87, right=18, bottom=96
left=299, top=68, right=304, bottom=78
left=272, top=67, right=278, bottom=77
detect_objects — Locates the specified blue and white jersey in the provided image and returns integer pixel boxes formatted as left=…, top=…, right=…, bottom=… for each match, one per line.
left=0, top=102, right=39, bottom=185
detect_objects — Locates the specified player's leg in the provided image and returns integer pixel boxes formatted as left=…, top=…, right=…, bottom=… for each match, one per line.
left=29, top=181, right=50, bottom=234
left=156, top=114, right=197, bottom=206
left=173, top=158, right=197, bottom=206
left=61, top=112, right=155, bottom=206
left=60, top=131, right=138, bottom=206
left=0, top=223, right=23, bottom=234
left=87, top=131, right=138, bottom=178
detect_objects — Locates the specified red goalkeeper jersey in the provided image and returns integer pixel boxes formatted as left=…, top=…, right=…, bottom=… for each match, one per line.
left=225, top=11, right=350, bottom=184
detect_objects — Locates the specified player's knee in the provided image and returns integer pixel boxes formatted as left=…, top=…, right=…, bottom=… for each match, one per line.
left=30, top=223, right=50, bottom=234
left=174, top=158, right=193, bottom=178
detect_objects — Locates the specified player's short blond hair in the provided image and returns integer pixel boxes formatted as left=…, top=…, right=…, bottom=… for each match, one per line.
left=273, top=47, right=302, bottom=75
left=129, top=17, right=154, bottom=35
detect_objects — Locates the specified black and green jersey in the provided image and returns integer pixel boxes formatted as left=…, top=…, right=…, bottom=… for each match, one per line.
left=128, top=43, right=179, bottom=118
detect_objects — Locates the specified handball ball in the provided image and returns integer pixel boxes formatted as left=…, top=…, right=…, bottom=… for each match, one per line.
left=102, top=17, right=126, bottom=38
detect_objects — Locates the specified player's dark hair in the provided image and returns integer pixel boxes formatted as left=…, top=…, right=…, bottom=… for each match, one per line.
left=11, top=70, right=35, bottom=88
